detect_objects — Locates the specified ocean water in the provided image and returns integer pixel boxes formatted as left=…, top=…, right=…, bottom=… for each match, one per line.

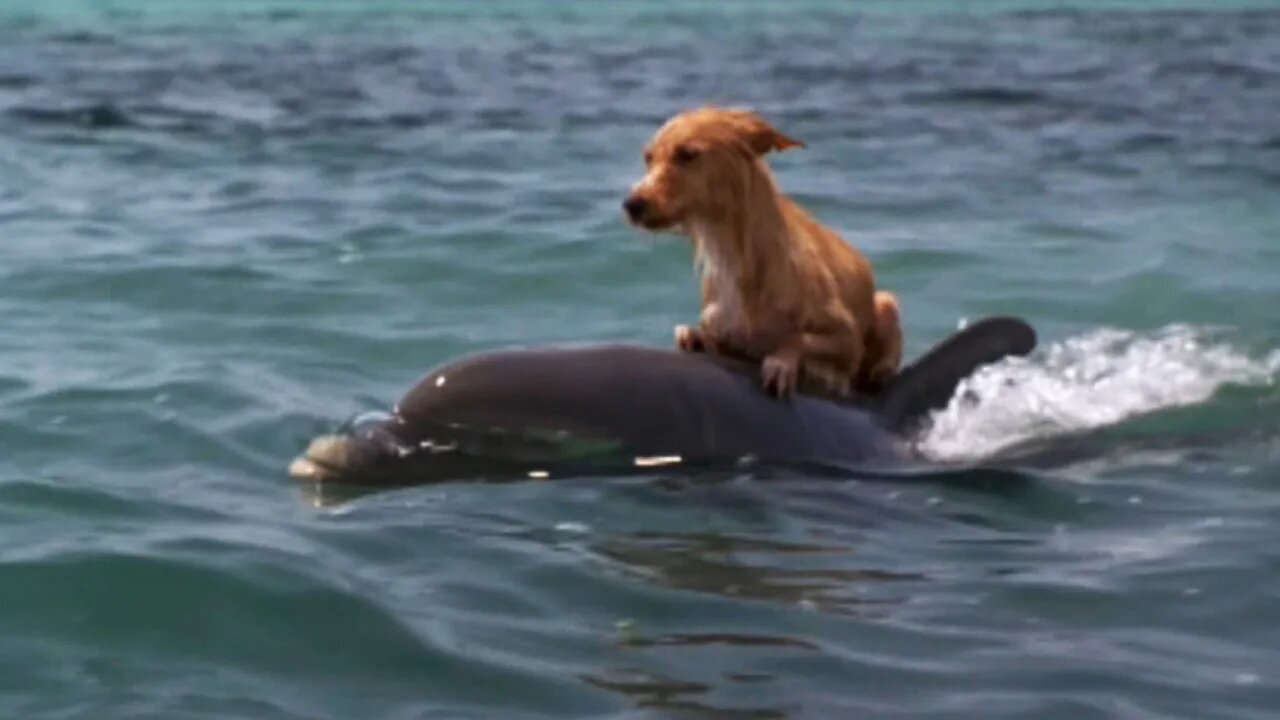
left=1, top=1, right=1278, bottom=718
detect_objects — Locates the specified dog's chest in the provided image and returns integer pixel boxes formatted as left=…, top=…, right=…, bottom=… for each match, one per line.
left=696, top=248, right=787, bottom=356
left=701, top=265, right=745, bottom=331
left=694, top=236, right=743, bottom=321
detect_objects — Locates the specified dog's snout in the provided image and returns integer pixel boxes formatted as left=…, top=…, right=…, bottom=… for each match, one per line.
left=623, top=195, right=649, bottom=222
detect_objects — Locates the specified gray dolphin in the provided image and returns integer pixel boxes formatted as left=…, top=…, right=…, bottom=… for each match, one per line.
left=289, top=317, right=1036, bottom=485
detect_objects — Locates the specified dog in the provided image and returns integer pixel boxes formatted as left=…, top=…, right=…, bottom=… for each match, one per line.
left=623, top=106, right=903, bottom=399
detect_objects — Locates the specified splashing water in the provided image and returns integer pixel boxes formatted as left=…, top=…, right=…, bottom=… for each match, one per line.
left=917, top=325, right=1280, bottom=462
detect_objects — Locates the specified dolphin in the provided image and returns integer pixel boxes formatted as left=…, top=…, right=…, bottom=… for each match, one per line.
left=288, top=317, right=1036, bottom=486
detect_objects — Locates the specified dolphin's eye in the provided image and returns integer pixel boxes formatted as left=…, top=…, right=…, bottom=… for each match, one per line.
left=672, top=145, right=700, bottom=166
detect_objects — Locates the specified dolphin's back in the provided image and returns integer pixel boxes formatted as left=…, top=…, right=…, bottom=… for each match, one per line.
left=396, top=344, right=899, bottom=463
left=289, top=317, right=1036, bottom=485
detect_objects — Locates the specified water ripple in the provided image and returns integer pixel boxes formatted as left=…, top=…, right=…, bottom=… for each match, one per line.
left=0, top=3, right=1278, bottom=719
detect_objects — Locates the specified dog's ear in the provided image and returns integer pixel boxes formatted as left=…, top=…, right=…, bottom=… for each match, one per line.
left=727, top=111, right=805, bottom=156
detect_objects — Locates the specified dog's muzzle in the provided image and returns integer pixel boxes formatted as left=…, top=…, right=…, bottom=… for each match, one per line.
left=623, top=194, right=650, bottom=224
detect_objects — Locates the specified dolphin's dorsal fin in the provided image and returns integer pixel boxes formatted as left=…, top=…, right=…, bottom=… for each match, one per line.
left=873, top=317, right=1037, bottom=434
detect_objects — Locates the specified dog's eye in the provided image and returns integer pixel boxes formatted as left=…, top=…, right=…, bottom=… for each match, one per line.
left=673, top=145, right=700, bottom=166
left=643, top=151, right=654, bottom=167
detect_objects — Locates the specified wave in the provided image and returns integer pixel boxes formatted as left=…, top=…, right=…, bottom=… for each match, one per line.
left=7, top=103, right=133, bottom=129
left=917, top=324, right=1279, bottom=462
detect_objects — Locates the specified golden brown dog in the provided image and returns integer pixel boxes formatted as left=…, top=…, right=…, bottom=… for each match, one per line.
left=623, top=106, right=903, bottom=398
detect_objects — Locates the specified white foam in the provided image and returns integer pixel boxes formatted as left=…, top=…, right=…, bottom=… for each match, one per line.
left=916, top=324, right=1279, bottom=462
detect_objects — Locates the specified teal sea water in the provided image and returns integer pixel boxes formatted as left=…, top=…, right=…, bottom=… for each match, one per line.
left=2, top=1, right=1279, bottom=717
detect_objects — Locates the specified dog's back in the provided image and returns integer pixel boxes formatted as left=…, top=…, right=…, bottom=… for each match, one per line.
left=776, top=197, right=891, bottom=393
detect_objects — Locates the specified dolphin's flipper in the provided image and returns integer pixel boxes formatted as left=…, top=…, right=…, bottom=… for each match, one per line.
left=873, top=317, right=1037, bottom=434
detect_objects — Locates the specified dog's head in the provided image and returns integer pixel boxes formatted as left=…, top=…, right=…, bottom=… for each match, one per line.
left=623, top=107, right=804, bottom=232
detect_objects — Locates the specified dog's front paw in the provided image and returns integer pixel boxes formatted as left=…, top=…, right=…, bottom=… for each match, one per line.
left=761, top=355, right=798, bottom=399
left=675, top=325, right=707, bottom=353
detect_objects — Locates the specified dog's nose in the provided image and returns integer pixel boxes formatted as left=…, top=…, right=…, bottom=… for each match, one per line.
left=623, top=195, right=648, bottom=222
